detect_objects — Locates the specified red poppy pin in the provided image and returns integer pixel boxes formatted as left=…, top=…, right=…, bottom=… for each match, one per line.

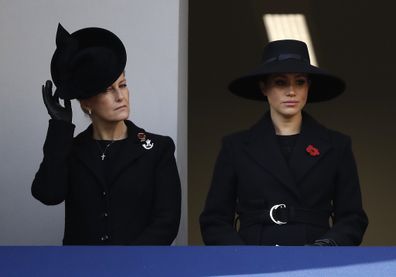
left=306, top=144, right=320, bottom=157
left=137, top=132, right=146, bottom=142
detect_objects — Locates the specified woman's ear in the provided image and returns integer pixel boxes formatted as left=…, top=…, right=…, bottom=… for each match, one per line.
left=259, top=81, right=267, bottom=96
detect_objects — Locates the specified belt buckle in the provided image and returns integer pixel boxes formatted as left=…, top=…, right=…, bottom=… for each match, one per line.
left=269, top=204, right=287, bottom=225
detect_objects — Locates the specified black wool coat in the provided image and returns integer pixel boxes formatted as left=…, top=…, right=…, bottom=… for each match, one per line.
left=32, top=119, right=181, bottom=245
left=200, top=112, right=368, bottom=246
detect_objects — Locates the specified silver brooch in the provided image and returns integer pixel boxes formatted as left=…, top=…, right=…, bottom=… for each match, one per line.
left=142, top=139, right=154, bottom=150
left=137, top=132, right=154, bottom=150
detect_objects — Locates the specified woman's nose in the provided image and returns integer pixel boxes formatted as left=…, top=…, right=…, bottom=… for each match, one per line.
left=114, top=88, right=124, bottom=101
left=286, top=85, right=296, bottom=96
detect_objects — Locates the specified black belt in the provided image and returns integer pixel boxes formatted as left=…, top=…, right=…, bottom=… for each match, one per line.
left=235, top=204, right=331, bottom=229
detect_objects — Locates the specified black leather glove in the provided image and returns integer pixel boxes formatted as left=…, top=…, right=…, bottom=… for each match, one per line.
left=42, top=80, right=72, bottom=123
left=311, top=238, right=338, bottom=246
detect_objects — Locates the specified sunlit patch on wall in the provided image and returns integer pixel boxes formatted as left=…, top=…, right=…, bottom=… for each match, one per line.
left=263, top=14, right=318, bottom=66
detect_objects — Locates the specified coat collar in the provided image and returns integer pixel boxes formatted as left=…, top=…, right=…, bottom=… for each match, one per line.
left=289, top=112, right=331, bottom=184
left=243, top=111, right=331, bottom=200
left=73, top=120, right=149, bottom=189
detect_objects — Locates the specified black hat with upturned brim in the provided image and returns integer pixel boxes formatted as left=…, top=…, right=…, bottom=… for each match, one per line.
left=228, top=39, right=345, bottom=102
left=50, top=23, right=127, bottom=100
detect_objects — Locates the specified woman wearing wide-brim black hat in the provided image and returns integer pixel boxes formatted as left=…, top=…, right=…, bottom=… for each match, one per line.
left=32, top=24, right=181, bottom=245
left=200, top=39, right=368, bottom=246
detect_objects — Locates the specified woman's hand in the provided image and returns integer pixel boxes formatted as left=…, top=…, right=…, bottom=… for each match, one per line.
left=311, top=238, right=337, bottom=246
left=42, top=80, right=72, bottom=123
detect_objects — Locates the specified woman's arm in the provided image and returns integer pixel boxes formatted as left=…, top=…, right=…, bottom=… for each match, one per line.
left=31, top=119, right=75, bottom=205
left=200, top=138, right=245, bottom=245
left=132, top=137, right=181, bottom=245
left=31, top=81, right=74, bottom=205
left=31, top=120, right=75, bottom=205
left=318, top=136, right=368, bottom=245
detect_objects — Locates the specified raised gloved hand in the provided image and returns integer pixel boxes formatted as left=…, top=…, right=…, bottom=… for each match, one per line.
left=42, top=80, right=72, bottom=123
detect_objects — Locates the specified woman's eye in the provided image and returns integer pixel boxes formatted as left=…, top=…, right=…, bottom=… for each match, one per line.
left=274, top=79, right=286, bottom=86
left=296, top=79, right=307, bottom=86
left=120, top=83, right=127, bottom=88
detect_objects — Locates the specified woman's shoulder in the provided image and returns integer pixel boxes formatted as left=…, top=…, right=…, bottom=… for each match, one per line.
left=219, top=129, right=251, bottom=148
left=124, top=120, right=175, bottom=149
left=304, top=113, right=352, bottom=146
left=325, top=127, right=350, bottom=141
left=143, top=131, right=175, bottom=149
left=324, top=127, right=352, bottom=150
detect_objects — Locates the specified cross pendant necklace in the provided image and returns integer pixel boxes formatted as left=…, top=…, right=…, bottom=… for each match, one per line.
left=95, top=140, right=115, bottom=161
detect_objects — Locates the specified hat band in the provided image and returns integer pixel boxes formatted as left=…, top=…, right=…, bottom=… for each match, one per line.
left=264, top=53, right=310, bottom=64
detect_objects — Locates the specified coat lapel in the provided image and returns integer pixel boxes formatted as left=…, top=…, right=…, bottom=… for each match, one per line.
left=243, top=112, right=301, bottom=199
left=288, top=113, right=332, bottom=184
left=73, top=125, right=106, bottom=190
left=108, top=121, right=147, bottom=185
left=73, top=121, right=147, bottom=189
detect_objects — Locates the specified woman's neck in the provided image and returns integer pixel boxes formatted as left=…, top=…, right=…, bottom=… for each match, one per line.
left=270, top=110, right=302, bottom=136
left=92, top=120, right=128, bottom=140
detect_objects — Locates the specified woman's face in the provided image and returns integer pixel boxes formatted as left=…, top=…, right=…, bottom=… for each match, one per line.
left=260, top=73, right=309, bottom=119
left=81, top=73, right=130, bottom=123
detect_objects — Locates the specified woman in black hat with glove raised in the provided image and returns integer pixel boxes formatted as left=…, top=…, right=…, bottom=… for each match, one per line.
left=32, top=24, right=181, bottom=245
left=200, top=39, right=368, bottom=246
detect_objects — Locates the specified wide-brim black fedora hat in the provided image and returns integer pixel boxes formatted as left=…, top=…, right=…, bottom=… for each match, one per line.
left=51, top=23, right=127, bottom=100
left=228, top=39, right=345, bottom=102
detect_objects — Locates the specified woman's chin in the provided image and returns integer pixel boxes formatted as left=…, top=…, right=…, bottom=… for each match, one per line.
left=114, top=111, right=130, bottom=121
left=279, top=109, right=301, bottom=118
left=103, top=113, right=130, bottom=123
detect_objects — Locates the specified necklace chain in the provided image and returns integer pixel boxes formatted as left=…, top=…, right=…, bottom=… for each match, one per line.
left=95, top=140, right=115, bottom=160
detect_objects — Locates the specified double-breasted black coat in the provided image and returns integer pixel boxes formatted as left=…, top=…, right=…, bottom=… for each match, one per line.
left=200, top=112, right=368, bottom=246
left=32, top=119, right=181, bottom=245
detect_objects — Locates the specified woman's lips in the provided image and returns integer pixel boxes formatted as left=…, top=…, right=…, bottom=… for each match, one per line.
left=283, top=101, right=299, bottom=106
left=114, top=105, right=127, bottom=111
